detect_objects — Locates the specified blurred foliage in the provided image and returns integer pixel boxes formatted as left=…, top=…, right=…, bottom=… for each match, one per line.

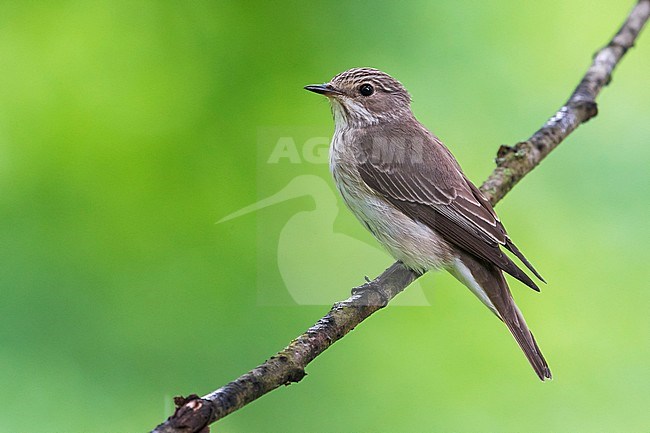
left=0, top=1, right=648, bottom=432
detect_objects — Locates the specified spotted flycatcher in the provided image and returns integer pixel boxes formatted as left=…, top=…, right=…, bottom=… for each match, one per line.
left=305, top=67, right=551, bottom=380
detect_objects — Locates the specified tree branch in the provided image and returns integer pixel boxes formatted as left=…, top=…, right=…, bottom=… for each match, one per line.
left=151, top=2, right=650, bottom=432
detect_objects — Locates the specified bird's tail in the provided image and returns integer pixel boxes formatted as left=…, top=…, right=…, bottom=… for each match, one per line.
left=448, top=251, right=552, bottom=381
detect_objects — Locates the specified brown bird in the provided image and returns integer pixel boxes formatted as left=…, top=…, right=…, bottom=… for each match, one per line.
left=305, top=67, right=551, bottom=380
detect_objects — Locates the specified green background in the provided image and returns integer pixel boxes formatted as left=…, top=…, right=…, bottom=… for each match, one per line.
left=1, top=1, right=648, bottom=432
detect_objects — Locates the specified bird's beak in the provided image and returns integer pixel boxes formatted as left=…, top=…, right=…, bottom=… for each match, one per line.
left=304, top=83, right=341, bottom=96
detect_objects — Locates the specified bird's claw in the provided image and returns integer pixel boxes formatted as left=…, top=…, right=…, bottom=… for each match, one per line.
left=351, top=280, right=388, bottom=306
left=351, top=281, right=373, bottom=296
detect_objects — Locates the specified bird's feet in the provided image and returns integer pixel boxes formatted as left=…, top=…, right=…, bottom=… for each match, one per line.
left=351, top=277, right=388, bottom=306
left=351, top=281, right=373, bottom=296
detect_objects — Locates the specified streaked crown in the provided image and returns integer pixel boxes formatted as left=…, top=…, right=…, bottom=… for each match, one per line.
left=306, top=67, right=413, bottom=126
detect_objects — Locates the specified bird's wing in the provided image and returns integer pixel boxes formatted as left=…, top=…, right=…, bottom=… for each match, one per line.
left=355, top=123, right=543, bottom=290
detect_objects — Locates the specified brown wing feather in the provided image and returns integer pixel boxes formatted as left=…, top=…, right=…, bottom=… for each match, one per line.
left=464, top=180, right=546, bottom=282
left=355, top=123, right=543, bottom=290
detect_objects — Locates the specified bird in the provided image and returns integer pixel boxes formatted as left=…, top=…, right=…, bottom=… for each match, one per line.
left=304, top=67, right=551, bottom=380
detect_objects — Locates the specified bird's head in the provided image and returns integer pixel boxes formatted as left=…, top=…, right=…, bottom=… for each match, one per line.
left=305, top=67, right=412, bottom=127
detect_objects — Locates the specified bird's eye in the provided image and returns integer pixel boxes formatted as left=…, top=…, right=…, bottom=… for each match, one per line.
left=359, top=84, right=374, bottom=97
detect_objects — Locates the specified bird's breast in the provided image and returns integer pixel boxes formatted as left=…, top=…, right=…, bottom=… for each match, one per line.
left=328, top=127, right=454, bottom=272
